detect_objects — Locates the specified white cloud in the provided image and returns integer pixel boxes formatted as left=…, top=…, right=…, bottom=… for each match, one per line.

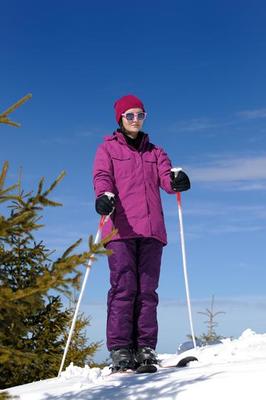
left=170, top=108, right=266, bottom=139
left=40, top=137, right=75, bottom=145
left=185, top=203, right=266, bottom=218
left=204, top=223, right=264, bottom=235
left=237, top=108, right=266, bottom=120
left=77, top=130, right=99, bottom=137
left=182, top=222, right=264, bottom=239
left=189, top=155, right=266, bottom=183
left=171, top=118, right=219, bottom=133
left=227, top=182, right=266, bottom=191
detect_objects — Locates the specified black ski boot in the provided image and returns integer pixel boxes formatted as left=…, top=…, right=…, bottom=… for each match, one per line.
left=110, top=348, right=135, bottom=372
left=135, top=347, right=158, bottom=366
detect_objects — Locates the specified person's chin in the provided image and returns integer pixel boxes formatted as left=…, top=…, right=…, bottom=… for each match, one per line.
left=130, top=127, right=140, bottom=133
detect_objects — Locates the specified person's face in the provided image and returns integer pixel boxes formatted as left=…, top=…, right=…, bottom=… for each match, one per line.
left=121, top=107, right=146, bottom=138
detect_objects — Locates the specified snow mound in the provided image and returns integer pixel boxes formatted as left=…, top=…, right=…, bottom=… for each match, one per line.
left=60, top=362, right=103, bottom=383
left=3, top=329, right=266, bottom=400
left=160, top=328, right=266, bottom=368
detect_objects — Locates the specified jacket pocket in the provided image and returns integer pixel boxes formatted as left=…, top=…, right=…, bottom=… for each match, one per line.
left=111, top=155, right=133, bottom=180
left=143, top=152, right=158, bottom=181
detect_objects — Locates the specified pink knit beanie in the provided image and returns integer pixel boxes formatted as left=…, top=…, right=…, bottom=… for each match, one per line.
left=114, top=94, right=145, bottom=123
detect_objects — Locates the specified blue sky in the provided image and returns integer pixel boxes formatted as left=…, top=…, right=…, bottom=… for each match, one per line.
left=1, top=1, right=266, bottom=361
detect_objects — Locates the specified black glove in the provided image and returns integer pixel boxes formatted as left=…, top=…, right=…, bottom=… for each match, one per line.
left=170, top=170, right=191, bottom=192
left=95, top=194, right=115, bottom=215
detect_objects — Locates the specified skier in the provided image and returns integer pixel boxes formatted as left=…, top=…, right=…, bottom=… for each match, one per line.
left=93, top=94, right=190, bottom=371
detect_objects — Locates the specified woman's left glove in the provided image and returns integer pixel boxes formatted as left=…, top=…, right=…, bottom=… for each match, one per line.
left=95, top=193, right=116, bottom=215
left=170, top=170, right=191, bottom=192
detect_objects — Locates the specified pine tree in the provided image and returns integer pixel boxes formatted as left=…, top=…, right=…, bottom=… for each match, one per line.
left=198, top=295, right=225, bottom=344
left=186, top=295, right=226, bottom=345
left=0, top=161, right=115, bottom=389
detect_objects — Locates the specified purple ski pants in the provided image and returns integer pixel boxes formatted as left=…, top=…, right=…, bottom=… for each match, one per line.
left=106, top=238, right=163, bottom=351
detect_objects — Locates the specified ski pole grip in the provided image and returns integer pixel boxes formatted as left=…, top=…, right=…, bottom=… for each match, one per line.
left=104, top=191, right=115, bottom=200
left=171, top=167, right=183, bottom=178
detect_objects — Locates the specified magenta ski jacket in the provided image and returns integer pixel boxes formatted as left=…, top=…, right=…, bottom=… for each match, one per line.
left=93, top=130, right=175, bottom=245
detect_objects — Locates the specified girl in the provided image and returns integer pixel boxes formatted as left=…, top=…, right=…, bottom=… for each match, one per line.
left=93, top=94, right=190, bottom=371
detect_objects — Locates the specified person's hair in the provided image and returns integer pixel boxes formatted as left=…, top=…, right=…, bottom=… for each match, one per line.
left=118, top=118, right=126, bottom=133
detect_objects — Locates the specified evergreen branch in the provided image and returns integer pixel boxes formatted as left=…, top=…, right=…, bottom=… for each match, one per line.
left=42, top=171, right=66, bottom=198
left=0, top=161, right=9, bottom=190
left=88, top=230, right=117, bottom=255
left=0, top=194, right=20, bottom=204
left=0, top=233, right=115, bottom=304
left=0, top=346, right=36, bottom=363
left=0, top=93, right=32, bottom=128
left=27, top=173, right=65, bottom=209
left=36, top=177, right=45, bottom=197
left=213, top=311, right=226, bottom=317
left=61, top=239, right=82, bottom=259
left=0, top=185, right=19, bottom=196
left=0, top=94, right=32, bottom=117
left=0, top=162, right=18, bottom=201
left=101, top=230, right=118, bottom=246
left=198, top=311, right=210, bottom=316
left=37, top=196, right=63, bottom=207
left=0, top=119, right=21, bottom=127
left=7, top=210, right=35, bottom=226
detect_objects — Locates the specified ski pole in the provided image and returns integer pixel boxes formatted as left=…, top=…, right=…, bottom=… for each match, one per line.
left=58, top=193, right=114, bottom=377
left=171, top=168, right=197, bottom=349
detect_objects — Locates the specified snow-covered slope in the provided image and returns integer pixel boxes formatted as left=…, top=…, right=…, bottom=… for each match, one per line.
left=3, top=329, right=266, bottom=400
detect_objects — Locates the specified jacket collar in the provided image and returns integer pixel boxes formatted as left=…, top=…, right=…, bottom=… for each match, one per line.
left=111, top=130, right=149, bottom=151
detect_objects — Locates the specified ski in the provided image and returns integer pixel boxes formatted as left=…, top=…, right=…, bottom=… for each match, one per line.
left=110, top=355, right=198, bottom=375
left=135, top=364, right=157, bottom=374
left=176, top=355, right=198, bottom=367
left=110, top=365, right=157, bottom=375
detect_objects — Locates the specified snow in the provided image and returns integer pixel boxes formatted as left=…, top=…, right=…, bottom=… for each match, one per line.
left=3, top=329, right=266, bottom=400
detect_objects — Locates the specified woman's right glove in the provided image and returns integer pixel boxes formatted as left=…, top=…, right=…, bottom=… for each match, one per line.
left=170, top=170, right=191, bottom=192
left=95, top=193, right=116, bottom=215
